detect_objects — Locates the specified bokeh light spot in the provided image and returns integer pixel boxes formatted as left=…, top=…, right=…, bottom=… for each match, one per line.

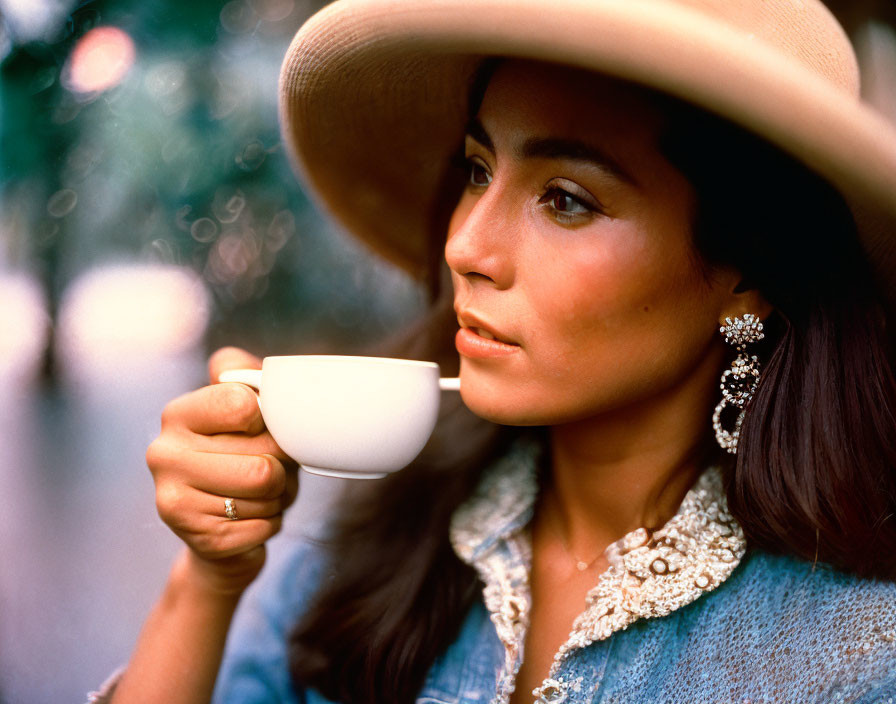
left=175, top=205, right=193, bottom=232
left=29, top=67, right=57, bottom=95
left=144, top=60, right=192, bottom=116
left=266, top=209, right=295, bottom=251
left=235, top=139, right=266, bottom=171
left=65, top=142, right=101, bottom=180
left=213, top=190, right=247, bottom=224
left=47, top=188, right=78, bottom=217
left=251, top=0, right=295, bottom=23
left=220, top=0, right=257, bottom=34
left=145, top=238, right=178, bottom=264
left=64, top=26, right=136, bottom=96
left=190, top=217, right=219, bottom=243
left=56, top=264, right=211, bottom=376
left=51, top=97, right=82, bottom=124
left=145, top=61, right=186, bottom=98
left=209, top=232, right=251, bottom=282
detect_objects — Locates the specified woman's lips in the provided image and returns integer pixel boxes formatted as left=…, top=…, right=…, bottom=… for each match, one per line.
left=455, top=327, right=521, bottom=358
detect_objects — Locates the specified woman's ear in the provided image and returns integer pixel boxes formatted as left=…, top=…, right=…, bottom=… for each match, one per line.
left=721, top=275, right=775, bottom=323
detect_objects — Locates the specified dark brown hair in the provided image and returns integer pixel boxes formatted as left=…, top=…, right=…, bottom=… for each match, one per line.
left=658, top=101, right=896, bottom=575
left=288, top=65, right=896, bottom=704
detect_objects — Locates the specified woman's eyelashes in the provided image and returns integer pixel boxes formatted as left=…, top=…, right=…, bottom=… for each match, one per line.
left=539, top=181, right=603, bottom=223
left=463, top=155, right=603, bottom=224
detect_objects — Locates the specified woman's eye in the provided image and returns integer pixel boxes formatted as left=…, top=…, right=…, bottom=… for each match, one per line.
left=539, top=187, right=597, bottom=221
left=467, top=159, right=492, bottom=188
left=549, top=191, right=588, bottom=214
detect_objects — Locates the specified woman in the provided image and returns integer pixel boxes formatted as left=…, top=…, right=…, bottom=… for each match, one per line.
left=96, top=0, right=896, bottom=702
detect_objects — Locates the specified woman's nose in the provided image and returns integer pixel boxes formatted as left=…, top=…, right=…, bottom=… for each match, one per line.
left=444, top=187, right=516, bottom=289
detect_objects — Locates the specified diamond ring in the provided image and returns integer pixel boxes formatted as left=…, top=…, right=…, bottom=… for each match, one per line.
left=224, top=497, right=238, bottom=520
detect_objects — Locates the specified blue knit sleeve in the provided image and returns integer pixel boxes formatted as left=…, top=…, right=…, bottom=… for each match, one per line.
left=855, top=673, right=896, bottom=704
left=213, top=531, right=335, bottom=704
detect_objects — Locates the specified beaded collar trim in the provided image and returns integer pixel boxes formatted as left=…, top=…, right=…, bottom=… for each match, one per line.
left=449, top=441, right=747, bottom=704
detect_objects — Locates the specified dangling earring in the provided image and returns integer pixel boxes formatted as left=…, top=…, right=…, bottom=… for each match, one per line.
left=712, top=314, right=764, bottom=454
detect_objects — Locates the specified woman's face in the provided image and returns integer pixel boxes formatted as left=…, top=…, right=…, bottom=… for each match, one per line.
left=447, top=60, right=740, bottom=426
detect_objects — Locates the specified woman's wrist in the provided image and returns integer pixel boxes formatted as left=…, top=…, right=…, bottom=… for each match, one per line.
left=170, top=546, right=266, bottom=602
left=108, top=548, right=257, bottom=703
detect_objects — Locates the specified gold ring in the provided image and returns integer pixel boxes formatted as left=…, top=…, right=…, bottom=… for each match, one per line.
left=224, top=497, right=238, bottom=520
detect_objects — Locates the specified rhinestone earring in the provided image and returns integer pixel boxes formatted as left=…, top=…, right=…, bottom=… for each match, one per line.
left=712, top=314, right=764, bottom=454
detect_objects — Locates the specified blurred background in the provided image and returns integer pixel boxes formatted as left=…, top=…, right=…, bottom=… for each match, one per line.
left=0, top=0, right=894, bottom=702
left=0, top=1, right=427, bottom=701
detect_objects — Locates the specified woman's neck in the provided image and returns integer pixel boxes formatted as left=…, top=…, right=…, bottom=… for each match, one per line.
left=545, top=377, right=717, bottom=558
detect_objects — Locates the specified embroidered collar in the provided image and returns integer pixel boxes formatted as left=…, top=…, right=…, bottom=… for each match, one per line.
left=449, top=439, right=747, bottom=704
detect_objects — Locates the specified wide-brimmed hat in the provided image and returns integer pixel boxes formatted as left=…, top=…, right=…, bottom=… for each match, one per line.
left=279, top=0, right=896, bottom=307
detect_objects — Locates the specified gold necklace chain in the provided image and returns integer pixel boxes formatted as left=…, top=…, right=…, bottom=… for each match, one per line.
left=542, top=499, right=604, bottom=572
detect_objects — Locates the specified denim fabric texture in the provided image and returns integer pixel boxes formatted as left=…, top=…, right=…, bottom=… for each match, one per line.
left=213, top=446, right=896, bottom=703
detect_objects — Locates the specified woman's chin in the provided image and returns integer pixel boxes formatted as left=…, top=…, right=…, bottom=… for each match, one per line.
left=458, top=382, right=557, bottom=427
left=460, top=396, right=541, bottom=426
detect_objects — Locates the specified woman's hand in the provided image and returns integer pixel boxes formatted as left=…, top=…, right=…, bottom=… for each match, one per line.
left=108, top=348, right=298, bottom=703
left=145, top=347, right=299, bottom=596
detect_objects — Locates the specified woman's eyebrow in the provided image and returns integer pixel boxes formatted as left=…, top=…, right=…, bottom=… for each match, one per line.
left=520, top=137, right=637, bottom=186
left=465, top=118, right=495, bottom=153
left=464, top=117, right=637, bottom=186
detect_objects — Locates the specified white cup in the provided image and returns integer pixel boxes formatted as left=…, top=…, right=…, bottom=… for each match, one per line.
left=219, top=355, right=460, bottom=479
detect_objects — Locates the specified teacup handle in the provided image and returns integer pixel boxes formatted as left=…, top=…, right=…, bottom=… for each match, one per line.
left=438, top=377, right=460, bottom=391
left=219, top=369, right=263, bottom=391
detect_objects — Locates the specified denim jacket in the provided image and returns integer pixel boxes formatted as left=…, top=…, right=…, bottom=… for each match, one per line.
left=208, top=441, right=896, bottom=703
left=89, top=444, right=896, bottom=703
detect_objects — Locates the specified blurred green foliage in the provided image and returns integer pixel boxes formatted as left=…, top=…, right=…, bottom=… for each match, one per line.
left=0, top=0, right=424, bottom=366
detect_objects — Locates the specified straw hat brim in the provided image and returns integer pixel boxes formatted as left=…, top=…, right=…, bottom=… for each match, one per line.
left=279, top=0, right=896, bottom=308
